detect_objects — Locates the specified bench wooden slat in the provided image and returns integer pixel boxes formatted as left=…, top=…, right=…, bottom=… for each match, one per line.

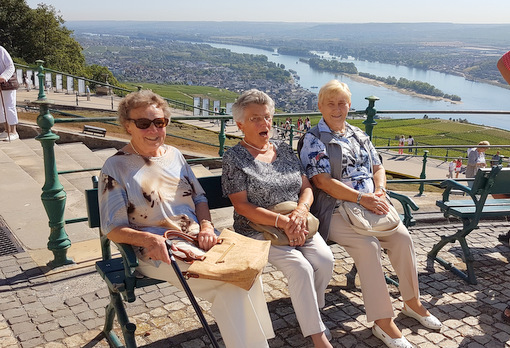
left=446, top=205, right=510, bottom=218
left=437, top=198, right=510, bottom=208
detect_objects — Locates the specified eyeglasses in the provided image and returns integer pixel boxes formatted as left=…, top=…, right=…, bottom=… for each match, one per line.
left=127, top=118, right=169, bottom=129
left=248, top=115, right=272, bottom=124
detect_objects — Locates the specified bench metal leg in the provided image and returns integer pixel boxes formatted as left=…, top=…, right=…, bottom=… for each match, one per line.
left=427, top=223, right=477, bottom=285
left=458, top=236, right=477, bottom=285
left=346, top=263, right=399, bottom=289
left=103, top=291, right=137, bottom=348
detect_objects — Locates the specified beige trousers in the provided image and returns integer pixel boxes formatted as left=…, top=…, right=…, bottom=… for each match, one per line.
left=137, top=258, right=275, bottom=348
left=328, top=211, right=420, bottom=322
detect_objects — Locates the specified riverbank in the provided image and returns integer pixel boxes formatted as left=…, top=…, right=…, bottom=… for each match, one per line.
left=344, top=73, right=462, bottom=104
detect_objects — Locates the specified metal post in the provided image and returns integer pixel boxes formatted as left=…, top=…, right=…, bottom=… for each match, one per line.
left=289, top=124, right=294, bottom=147
left=218, top=119, right=226, bottom=157
left=35, top=60, right=46, bottom=101
left=34, top=60, right=73, bottom=268
left=363, top=96, right=379, bottom=140
left=418, top=150, right=429, bottom=196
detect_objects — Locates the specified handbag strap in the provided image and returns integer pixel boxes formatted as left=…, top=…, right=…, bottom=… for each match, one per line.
left=164, top=229, right=199, bottom=244
left=164, top=230, right=206, bottom=263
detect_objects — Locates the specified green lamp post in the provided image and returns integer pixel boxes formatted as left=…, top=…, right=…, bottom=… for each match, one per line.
left=34, top=60, right=73, bottom=268
left=363, top=95, right=380, bottom=140
left=418, top=150, right=429, bottom=196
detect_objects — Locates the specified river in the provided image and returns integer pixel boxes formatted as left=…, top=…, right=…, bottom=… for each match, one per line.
left=208, top=43, right=510, bottom=131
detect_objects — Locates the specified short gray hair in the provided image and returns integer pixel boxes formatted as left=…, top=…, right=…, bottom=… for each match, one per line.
left=231, top=89, right=275, bottom=123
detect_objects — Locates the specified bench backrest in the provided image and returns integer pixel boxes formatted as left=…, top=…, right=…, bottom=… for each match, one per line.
left=471, top=166, right=510, bottom=196
left=85, top=175, right=232, bottom=229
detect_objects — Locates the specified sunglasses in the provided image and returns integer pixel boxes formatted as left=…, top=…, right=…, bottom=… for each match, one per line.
left=127, top=117, right=169, bottom=129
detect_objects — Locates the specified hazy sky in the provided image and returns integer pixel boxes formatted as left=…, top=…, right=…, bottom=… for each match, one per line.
left=25, top=0, right=509, bottom=23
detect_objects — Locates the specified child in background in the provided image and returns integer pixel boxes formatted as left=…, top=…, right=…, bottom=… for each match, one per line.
left=455, top=157, right=463, bottom=178
left=448, top=160, right=456, bottom=178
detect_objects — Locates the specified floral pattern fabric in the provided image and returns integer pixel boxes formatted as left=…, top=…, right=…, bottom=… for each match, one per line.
left=222, top=140, right=303, bottom=236
left=299, top=118, right=381, bottom=194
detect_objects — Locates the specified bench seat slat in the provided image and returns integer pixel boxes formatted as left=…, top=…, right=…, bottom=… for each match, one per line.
left=438, top=198, right=510, bottom=208
left=446, top=205, right=510, bottom=218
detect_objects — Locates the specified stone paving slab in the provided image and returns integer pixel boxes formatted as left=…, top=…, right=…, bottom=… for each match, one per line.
left=1, top=221, right=509, bottom=348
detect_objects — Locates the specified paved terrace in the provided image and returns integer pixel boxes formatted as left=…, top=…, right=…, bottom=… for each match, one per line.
left=0, top=90, right=508, bottom=347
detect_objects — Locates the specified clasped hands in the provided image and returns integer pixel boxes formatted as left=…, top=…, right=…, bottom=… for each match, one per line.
left=283, top=207, right=309, bottom=247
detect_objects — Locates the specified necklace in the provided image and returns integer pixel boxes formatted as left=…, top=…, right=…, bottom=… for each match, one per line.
left=130, top=141, right=142, bottom=156
left=242, top=139, right=270, bottom=152
left=130, top=141, right=166, bottom=157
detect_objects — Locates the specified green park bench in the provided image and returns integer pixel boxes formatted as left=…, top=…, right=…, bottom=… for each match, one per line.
left=86, top=174, right=418, bottom=347
left=432, top=165, right=510, bottom=285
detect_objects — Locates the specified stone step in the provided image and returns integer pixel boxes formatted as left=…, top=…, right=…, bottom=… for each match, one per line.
left=91, top=147, right=119, bottom=162
left=0, top=139, right=98, bottom=250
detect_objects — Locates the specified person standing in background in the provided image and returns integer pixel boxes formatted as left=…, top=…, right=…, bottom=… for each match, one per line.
left=398, top=135, right=405, bottom=155
left=455, top=157, right=463, bottom=178
left=406, top=135, right=414, bottom=153
left=0, top=45, right=19, bottom=141
left=465, top=141, right=490, bottom=187
left=491, top=151, right=501, bottom=167
left=447, top=160, right=456, bottom=178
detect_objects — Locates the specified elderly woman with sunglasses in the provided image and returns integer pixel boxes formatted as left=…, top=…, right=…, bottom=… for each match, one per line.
left=222, top=89, right=334, bottom=348
left=98, top=90, right=274, bottom=348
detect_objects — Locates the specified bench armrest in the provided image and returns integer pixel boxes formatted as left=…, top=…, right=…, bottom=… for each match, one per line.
left=387, top=190, right=419, bottom=227
left=439, top=179, right=475, bottom=202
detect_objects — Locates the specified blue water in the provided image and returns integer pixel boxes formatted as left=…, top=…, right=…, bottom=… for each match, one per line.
left=208, top=43, right=510, bottom=131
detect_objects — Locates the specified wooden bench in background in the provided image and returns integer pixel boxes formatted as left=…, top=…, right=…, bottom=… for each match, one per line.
left=86, top=174, right=419, bottom=347
left=83, top=124, right=107, bottom=137
left=431, top=165, right=510, bottom=284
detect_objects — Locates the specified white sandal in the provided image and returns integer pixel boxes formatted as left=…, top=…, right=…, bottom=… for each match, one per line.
left=372, top=323, right=413, bottom=348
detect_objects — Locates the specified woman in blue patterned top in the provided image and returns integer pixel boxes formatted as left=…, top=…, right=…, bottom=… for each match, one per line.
left=299, top=80, right=442, bottom=348
left=99, top=90, right=274, bottom=348
left=222, top=89, right=334, bottom=348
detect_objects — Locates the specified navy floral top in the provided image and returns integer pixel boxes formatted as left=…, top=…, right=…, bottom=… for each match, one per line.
left=222, top=140, right=303, bottom=237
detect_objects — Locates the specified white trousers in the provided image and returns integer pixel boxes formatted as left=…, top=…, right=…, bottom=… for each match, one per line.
left=0, top=89, right=18, bottom=125
left=329, top=211, right=420, bottom=322
left=137, top=258, right=274, bottom=348
left=263, top=233, right=334, bottom=337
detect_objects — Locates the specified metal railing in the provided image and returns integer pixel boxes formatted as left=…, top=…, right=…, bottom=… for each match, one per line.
left=26, top=61, right=510, bottom=268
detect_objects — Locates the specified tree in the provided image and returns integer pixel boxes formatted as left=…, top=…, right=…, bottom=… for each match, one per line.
left=0, top=1, right=95, bottom=76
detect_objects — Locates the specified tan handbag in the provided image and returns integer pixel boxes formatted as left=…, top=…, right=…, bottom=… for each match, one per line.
left=249, top=201, right=319, bottom=246
left=338, top=198, right=401, bottom=237
left=166, top=229, right=270, bottom=291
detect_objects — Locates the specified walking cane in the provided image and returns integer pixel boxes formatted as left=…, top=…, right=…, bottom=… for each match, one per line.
left=166, top=240, right=220, bottom=348
left=0, top=85, right=11, bottom=142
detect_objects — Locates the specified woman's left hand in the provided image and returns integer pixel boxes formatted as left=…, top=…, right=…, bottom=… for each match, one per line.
left=285, top=208, right=309, bottom=246
left=198, top=221, right=218, bottom=251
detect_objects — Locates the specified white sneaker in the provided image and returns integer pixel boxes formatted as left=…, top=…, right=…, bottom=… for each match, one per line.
left=2, top=133, right=19, bottom=141
left=0, top=131, right=8, bottom=139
